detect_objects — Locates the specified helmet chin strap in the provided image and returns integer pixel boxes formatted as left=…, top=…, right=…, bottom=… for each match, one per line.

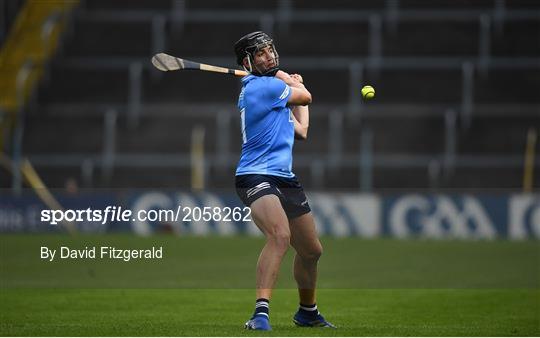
left=263, top=67, right=279, bottom=76
left=250, top=57, right=279, bottom=76
left=242, top=53, right=279, bottom=76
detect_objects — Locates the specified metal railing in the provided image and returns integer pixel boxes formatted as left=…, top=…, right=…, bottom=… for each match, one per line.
left=24, top=106, right=540, bottom=191
left=25, top=152, right=537, bottom=191
left=18, top=1, right=540, bottom=190
left=60, top=5, right=540, bottom=125
left=59, top=55, right=540, bottom=128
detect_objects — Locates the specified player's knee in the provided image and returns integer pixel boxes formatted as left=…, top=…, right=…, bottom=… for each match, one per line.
left=314, top=243, right=323, bottom=260
left=267, top=229, right=291, bottom=252
left=301, top=242, right=323, bottom=262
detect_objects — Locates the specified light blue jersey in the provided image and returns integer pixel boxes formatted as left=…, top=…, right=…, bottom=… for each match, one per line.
left=236, top=74, right=295, bottom=178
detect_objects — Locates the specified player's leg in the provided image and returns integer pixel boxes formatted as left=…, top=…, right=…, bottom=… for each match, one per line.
left=289, top=212, right=335, bottom=328
left=277, top=176, right=321, bottom=301
left=278, top=174, right=336, bottom=328
left=250, top=194, right=291, bottom=300
left=237, top=175, right=291, bottom=330
left=289, top=212, right=322, bottom=304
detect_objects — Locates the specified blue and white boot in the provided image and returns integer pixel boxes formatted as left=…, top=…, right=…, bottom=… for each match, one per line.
left=293, top=310, right=336, bottom=328
left=245, top=313, right=272, bottom=331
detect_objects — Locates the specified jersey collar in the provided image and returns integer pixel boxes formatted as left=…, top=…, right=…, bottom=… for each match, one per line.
left=241, top=74, right=257, bottom=84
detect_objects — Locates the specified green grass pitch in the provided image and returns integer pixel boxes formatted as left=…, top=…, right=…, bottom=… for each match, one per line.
left=0, top=234, right=539, bottom=336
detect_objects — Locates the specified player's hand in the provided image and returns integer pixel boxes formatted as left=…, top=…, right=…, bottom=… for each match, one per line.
left=276, top=71, right=303, bottom=87
left=275, top=70, right=293, bottom=83
left=290, top=74, right=303, bottom=84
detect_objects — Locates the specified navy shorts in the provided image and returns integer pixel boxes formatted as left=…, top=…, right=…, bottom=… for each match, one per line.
left=235, top=174, right=311, bottom=219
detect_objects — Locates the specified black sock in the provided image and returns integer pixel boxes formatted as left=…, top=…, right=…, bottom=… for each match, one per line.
left=254, top=298, right=269, bottom=317
left=299, top=303, right=319, bottom=317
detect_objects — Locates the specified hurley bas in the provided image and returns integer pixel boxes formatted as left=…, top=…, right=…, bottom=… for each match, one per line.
left=41, top=246, right=163, bottom=262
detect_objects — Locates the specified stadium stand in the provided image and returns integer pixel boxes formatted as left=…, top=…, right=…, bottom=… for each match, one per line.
left=3, top=0, right=539, bottom=191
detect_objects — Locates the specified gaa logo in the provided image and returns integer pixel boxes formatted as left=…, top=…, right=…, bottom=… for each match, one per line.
left=388, top=195, right=498, bottom=239
left=508, top=195, right=540, bottom=239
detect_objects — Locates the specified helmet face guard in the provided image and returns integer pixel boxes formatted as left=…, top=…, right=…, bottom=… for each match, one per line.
left=234, top=31, right=280, bottom=76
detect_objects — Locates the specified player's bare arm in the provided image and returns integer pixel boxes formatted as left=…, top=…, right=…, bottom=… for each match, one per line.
left=275, top=70, right=312, bottom=106
left=275, top=71, right=311, bottom=137
left=292, top=106, right=309, bottom=140
left=289, top=73, right=309, bottom=140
